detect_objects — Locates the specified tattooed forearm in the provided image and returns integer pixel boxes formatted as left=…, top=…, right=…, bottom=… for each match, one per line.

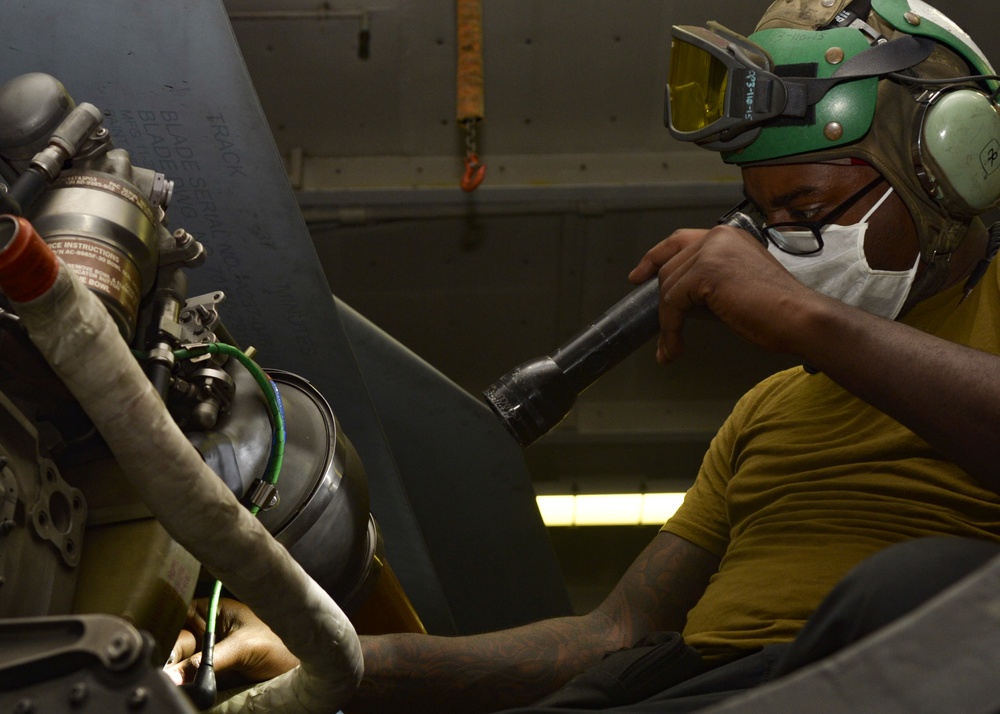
left=599, top=531, right=720, bottom=640
left=347, top=613, right=614, bottom=713
left=344, top=534, right=719, bottom=714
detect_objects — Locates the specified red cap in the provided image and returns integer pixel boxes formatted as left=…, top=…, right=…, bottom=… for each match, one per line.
left=0, top=215, right=59, bottom=302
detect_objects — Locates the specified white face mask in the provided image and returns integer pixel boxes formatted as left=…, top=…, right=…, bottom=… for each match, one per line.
left=768, top=186, right=919, bottom=320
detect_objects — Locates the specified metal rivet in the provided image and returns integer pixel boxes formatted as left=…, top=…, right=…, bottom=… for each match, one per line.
left=904, top=11, right=921, bottom=25
left=69, top=682, right=88, bottom=707
left=825, top=47, right=845, bottom=65
left=824, top=122, right=844, bottom=141
left=127, top=687, right=149, bottom=710
left=821, top=0, right=836, bottom=6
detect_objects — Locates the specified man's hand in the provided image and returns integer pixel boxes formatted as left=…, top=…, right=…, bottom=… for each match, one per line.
left=165, top=597, right=300, bottom=686
left=628, top=224, right=817, bottom=364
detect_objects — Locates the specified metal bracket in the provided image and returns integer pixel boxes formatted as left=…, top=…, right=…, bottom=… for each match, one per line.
left=178, top=291, right=227, bottom=345
left=0, top=614, right=197, bottom=713
left=27, top=458, right=87, bottom=568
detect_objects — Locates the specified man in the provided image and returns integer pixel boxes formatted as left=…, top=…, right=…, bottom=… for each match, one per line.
left=168, top=0, right=1000, bottom=711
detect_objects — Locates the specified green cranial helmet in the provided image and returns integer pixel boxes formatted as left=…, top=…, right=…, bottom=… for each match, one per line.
left=666, top=0, right=1000, bottom=300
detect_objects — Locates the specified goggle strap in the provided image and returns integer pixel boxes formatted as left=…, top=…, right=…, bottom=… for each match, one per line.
left=783, top=83, right=812, bottom=118
left=785, top=34, right=937, bottom=108
left=831, top=34, right=935, bottom=79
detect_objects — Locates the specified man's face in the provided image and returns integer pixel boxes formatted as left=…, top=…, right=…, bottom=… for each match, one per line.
left=741, top=162, right=920, bottom=272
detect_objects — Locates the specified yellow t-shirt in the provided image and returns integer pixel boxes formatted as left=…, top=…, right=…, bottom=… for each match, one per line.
left=662, top=257, right=1000, bottom=660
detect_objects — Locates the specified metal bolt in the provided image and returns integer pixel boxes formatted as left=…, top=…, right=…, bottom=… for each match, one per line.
left=904, top=11, right=921, bottom=25
left=821, top=0, right=836, bottom=6
left=69, top=682, right=88, bottom=707
left=824, top=122, right=844, bottom=141
left=127, top=687, right=149, bottom=710
left=107, top=633, right=133, bottom=662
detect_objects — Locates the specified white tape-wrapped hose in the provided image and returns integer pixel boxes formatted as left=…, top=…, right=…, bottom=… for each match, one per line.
left=0, top=215, right=362, bottom=713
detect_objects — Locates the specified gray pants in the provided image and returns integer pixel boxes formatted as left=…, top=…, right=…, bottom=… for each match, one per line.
left=499, top=537, right=1000, bottom=713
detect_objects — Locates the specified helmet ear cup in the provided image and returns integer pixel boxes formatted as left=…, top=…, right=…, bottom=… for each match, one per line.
left=916, top=88, right=1000, bottom=215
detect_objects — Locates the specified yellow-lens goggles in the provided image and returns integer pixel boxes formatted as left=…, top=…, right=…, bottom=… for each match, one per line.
left=668, top=34, right=730, bottom=133
left=665, top=25, right=782, bottom=150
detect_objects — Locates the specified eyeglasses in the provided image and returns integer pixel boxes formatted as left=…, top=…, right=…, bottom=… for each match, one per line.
left=724, top=175, right=887, bottom=256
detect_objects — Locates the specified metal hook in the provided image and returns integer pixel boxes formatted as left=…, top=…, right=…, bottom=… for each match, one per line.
left=461, top=154, right=486, bottom=192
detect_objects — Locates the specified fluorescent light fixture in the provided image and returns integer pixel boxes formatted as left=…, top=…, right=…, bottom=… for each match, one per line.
left=536, top=492, right=686, bottom=527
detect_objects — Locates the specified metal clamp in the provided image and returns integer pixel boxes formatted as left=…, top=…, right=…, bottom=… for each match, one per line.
left=243, top=478, right=280, bottom=511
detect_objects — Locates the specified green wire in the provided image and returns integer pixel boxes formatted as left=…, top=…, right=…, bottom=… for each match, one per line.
left=167, top=343, right=287, bottom=651
left=207, top=578, right=223, bottom=635
left=173, top=343, right=286, bottom=488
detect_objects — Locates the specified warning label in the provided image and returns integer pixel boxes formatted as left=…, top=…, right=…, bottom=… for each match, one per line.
left=48, top=239, right=142, bottom=321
